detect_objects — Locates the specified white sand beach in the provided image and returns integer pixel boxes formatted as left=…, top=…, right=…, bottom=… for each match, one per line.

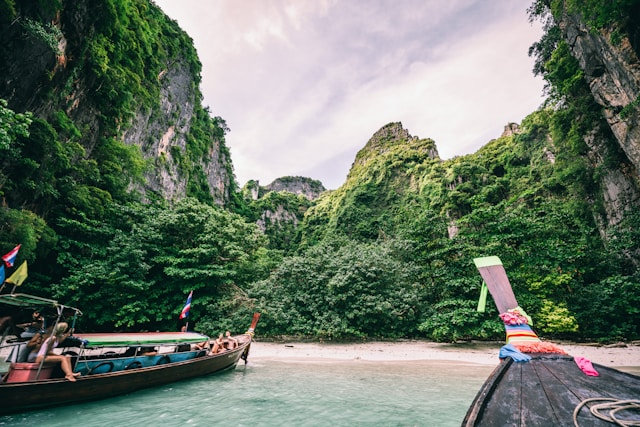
left=249, top=340, right=640, bottom=370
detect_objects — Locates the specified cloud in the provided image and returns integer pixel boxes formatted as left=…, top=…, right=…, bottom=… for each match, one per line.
left=154, top=0, right=545, bottom=189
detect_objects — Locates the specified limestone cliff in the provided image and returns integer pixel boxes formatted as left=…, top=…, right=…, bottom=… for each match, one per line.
left=555, top=9, right=640, bottom=228
left=0, top=0, right=233, bottom=206
left=300, top=122, right=441, bottom=242
left=559, top=13, right=640, bottom=172
left=350, top=122, right=440, bottom=174
left=241, top=176, right=324, bottom=252
left=264, top=177, right=326, bottom=200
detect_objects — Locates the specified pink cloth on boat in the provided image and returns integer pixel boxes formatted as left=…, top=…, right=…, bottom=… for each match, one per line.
left=574, top=356, right=599, bottom=376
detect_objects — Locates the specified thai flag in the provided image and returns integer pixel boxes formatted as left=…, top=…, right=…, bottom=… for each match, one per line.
left=2, top=244, right=20, bottom=268
left=179, top=291, right=193, bottom=319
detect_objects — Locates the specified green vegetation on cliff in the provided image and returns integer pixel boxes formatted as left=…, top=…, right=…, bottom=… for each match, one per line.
left=1, top=0, right=638, bottom=342
left=254, top=112, right=639, bottom=341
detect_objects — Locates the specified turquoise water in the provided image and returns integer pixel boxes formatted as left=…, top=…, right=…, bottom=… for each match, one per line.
left=0, top=359, right=495, bottom=426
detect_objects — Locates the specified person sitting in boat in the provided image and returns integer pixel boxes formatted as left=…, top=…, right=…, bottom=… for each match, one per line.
left=138, top=346, right=157, bottom=356
left=210, top=334, right=225, bottom=353
left=224, top=331, right=238, bottom=350
left=17, top=309, right=44, bottom=339
left=25, top=326, right=52, bottom=363
left=122, top=346, right=158, bottom=357
left=192, top=340, right=209, bottom=351
left=35, top=322, right=81, bottom=382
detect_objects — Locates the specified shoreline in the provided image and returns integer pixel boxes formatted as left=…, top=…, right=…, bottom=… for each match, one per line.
left=248, top=339, right=640, bottom=370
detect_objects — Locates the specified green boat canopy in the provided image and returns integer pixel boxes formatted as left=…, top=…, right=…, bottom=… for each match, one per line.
left=74, top=332, right=210, bottom=347
left=0, top=293, right=82, bottom=314
left=1, top=294, right=209, bottom=347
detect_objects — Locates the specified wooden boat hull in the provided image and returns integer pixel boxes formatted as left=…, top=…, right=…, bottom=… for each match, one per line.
left=463, top=353, right=640, bottom=426
left=0, top=335, right=252, bottom=414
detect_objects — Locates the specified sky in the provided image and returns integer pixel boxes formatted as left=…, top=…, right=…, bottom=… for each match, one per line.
left=153, top=0, right=546, bottom=190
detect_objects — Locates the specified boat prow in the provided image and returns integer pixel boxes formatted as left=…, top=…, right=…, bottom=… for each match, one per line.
left=463, top=256, right=640, bottom=426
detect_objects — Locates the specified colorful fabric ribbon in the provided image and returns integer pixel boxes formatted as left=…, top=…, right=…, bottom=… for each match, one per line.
left=499, top=343, right=532, bottom=362
left=499, top=307, right=532, bottom=326
left=504, top=324, right=540, bottom=344
left=574, top=356, right=599, bottom=376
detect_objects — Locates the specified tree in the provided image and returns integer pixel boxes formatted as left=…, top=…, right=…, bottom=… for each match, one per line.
left=52, top=198, right=265, bottom=332
left=250, top=236, right=423, bottom=339
left=0, top=99, right=32, bottom=151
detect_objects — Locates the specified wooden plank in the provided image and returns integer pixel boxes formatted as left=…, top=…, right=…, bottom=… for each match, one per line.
left=531, top=358, right=582, bottom=426
left=473, top=257, right=518, bottom=313
left=483, top=360, right=523, bottom=426
left=472, top=356, right=640, bottom=426
left=541, top=358, right=640, bottom=399
left=517, top=357, right=640, bottom=426
left=502, top=358, right=563, bottom=426
left=587, top=364, right=640, bottom=398
left=463, top=360, right=510, bottom=426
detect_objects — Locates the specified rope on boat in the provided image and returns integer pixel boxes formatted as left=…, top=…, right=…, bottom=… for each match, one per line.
left=573, top=398, right=640, bottom=427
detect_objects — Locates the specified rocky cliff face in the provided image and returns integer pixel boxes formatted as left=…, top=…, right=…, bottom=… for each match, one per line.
left=346, top=122, right=440, bottom=190
left=264, top=177, right=326, bottom=200
left=299, top=122, right=442, bottom=243
left=120, top=58, right=231, bottom=204
left=242, top=176, right=324, bottom=251
left=559, top=13, right=640, bottom=173
left=0, top=1, right=232, bottom=206
left=583, top=125, right=640, bottom=228
left=558, top=12, right=640, bottom=227
left=244, top=177, right=326, bottom=201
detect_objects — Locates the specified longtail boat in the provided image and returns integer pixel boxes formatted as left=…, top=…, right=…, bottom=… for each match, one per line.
left=0, top=293, right=260, bottom=414
left=463, top=256, right=640, bottom=427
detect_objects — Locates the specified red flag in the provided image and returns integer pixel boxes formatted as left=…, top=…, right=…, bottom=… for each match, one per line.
left=2, top=245, right=20, bottom=268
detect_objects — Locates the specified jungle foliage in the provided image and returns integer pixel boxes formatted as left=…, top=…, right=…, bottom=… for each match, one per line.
left=253, top=109, right=640, bottom=341
left=1, top=0, right=639, bottom=342
left=49, top=198, right=269, bottom=334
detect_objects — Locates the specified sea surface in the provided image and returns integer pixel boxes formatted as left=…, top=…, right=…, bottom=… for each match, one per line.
left=0, top=359, right=496, bottom=427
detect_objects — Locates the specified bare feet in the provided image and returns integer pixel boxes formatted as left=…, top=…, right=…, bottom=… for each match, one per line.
left=65, top=374, right=77, bottom=382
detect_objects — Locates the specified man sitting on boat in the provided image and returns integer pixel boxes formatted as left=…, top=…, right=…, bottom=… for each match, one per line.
left=224, top=331, right=238, bottom=350
left=16, top=309, right=44, bottom=339
left=209, top=331, right=239, bottom=353
left=210, top=334, right=225, bottom=353
left=35, top=322, right=81, bottom=382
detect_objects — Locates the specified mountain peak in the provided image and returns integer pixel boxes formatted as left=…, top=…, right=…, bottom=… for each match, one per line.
left=352, top=122, right=440, bottom=171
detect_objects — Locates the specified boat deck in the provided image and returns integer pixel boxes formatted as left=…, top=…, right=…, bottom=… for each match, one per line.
left=463, top=354, right=640, bottom=426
